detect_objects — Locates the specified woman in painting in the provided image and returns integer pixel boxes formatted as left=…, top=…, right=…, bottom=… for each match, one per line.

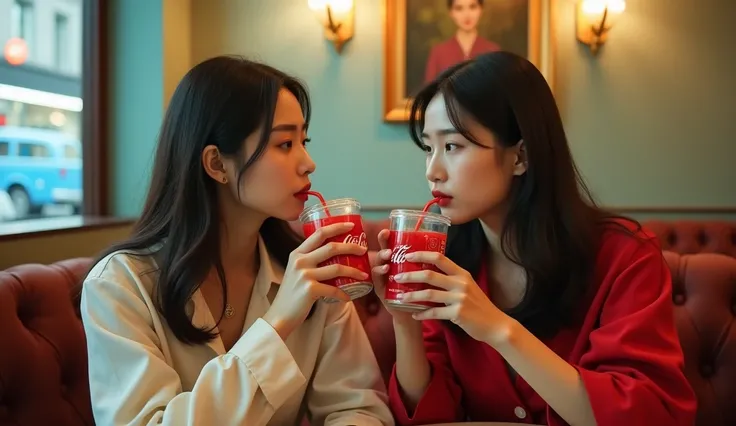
left=424, top=0, right=500, bottom=83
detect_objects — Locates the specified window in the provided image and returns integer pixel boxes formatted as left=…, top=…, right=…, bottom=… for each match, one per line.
left=11, top=0, right=35, bottom=59
left=18, top=142, right=50, bottom=158
left=63, top=144, right=80, bottom=159
left=54, top=13, right=70, bottom=73
left=0, top=0, right=109, bottom=234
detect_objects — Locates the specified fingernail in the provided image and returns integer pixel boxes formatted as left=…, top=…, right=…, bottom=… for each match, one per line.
left=381, top=249, right=391, bottom=257
left=381, top=264, right=389, bottom=272
left=361, top=272, right=369, bottom=279
left=412, top=313, right=419, bottom=319
left=404, top=253, right=415, bottom=260
left=394, top=273, right=404, bottom=281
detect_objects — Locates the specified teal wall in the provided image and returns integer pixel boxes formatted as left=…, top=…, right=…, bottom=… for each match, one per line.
left=109, top=0, right=164, bottom=217
left=110, top=0, right=736, bottom=220
left=189, top=0, right=431, bottom=213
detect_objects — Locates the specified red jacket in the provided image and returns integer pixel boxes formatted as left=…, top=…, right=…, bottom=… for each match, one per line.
left=424, top=36, right=500, bottom=83
left=388, top=225, right=697, bottom=425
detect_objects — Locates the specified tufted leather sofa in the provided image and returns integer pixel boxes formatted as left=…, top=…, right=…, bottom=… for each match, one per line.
left=1, top=220, right=735, bottom=426
left=663, top=251, right=736, bottom=426
left=0, top=258, right=94, bottom=426
left=644, top=220, right=736, bottom=257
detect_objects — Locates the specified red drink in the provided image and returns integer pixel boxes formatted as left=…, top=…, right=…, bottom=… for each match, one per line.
left=385, top=209, right=451, bottom=312
left=299, top=199, right=373, bottom=302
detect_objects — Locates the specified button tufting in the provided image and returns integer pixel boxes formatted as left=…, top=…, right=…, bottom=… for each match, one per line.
left=673, top=294, right=686, bottom=305
left=514, top=406, right=527, bottom=419
left=700, top=364, right=714, bottom=378
left=696, top=230, right=707, bottom=246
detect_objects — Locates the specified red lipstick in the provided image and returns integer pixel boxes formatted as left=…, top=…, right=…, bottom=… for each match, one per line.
left=295, top=183, right=312, bottom=201
left=431, top=190, right=453, bottom=207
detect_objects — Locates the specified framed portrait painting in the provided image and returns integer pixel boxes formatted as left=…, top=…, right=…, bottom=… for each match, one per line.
left=383, top=0, right=556, bottom=122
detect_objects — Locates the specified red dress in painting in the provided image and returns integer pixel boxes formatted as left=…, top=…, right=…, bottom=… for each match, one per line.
left=424, top=35, right=501, bottom=83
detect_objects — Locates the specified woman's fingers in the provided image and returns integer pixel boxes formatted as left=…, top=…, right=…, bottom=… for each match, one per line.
left=295, top=222, right=355, bottom=254
left=377, top=229, right=390, bottom=251
left=310, top=263, right=369, bottom=282
left=306, top=241, right=368, bottom=265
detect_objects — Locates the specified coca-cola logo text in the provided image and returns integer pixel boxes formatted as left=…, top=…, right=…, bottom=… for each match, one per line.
left=390, top=244, right=411, bottom=264
left=343, top=232, right=368, bottom=248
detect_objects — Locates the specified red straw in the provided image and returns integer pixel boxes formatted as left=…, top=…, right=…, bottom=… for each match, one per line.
left=414, top=197, right=441, bottom=231
left=307, top=190, right=332, bottom=217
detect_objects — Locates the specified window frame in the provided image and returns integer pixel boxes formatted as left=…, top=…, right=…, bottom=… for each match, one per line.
left=81, top=0, right=108, bottom=217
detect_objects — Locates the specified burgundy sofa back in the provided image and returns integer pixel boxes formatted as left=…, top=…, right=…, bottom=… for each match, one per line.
left=0, top=258, right=94, bottom=426
left=644, top=220, right=736, bottom=257
left=1, top=220, right=735, bottom=425
left=662, top=251, right=736, bottom=426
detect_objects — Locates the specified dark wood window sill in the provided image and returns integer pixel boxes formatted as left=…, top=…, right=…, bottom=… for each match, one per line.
left=0, top=216, right=135, bottom=241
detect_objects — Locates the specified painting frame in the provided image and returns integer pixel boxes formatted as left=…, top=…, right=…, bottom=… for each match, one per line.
left=383, top=0, right=556, bottom=122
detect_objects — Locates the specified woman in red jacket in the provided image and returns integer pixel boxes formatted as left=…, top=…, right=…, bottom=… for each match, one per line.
left=372, top=51, right=697, bottom=426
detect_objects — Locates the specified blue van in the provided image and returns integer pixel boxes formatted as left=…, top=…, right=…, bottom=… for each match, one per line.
left=0, top=126, right=82, bottom=218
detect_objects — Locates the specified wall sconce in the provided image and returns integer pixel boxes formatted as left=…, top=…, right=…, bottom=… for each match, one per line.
left=307, top=0, right=355, bottom=54
left=576, top=0, right=626, bottom=55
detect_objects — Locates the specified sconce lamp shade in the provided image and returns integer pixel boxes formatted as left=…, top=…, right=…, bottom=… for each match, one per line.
left=308, top=0, right=353, bottom=14
left=577, top=0, right=626, bottom=55
left=308, top=0, right=355, bottom=54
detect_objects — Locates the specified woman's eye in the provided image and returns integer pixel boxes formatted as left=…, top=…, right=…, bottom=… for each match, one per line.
left=421, top=144, right=432, bottom=153
left=278, top=137, right=311, bottom=150
left=445, top=143, right=460, bottom=152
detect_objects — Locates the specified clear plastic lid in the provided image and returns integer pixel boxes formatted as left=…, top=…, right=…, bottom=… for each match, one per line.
left=299, top=197, right=361, bottom=223
left=389, top=209, right=451, bottom=226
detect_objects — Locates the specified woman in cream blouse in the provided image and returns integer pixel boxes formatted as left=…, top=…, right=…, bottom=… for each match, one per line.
left=80, top=56, right=394, bottom=426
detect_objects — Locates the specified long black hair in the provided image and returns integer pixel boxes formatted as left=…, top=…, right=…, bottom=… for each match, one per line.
left=409, top=51, right=639, bottom=338
left=87, top=56, right=308, bottom=345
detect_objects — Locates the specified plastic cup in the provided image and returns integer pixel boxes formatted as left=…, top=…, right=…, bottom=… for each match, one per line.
left=299, top=198, right=373, bottom=303
left=385, top=209, right=451, bottom=312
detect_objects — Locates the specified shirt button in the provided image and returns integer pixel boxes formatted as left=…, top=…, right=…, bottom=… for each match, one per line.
left=514, top=406, right=527, bottom=419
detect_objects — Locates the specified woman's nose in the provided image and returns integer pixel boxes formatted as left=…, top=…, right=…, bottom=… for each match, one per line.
left=426, top=154, right=447, bottom=183
left=299, top=149, right=316, bottom=176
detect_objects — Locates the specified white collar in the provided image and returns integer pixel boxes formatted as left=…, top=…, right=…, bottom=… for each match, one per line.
left=186, top=234, right=283, bottom=353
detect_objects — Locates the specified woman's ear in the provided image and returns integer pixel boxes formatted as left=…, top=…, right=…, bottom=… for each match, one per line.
left=202, top=145, right=229, bottom=184
left=512, top=140, right=528, bottom=176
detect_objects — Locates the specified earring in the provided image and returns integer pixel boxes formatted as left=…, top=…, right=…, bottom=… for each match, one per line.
left=221, top=177, right=228, bottom=184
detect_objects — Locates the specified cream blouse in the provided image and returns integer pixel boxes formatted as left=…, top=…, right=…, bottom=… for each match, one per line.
left=80, top=235, right=393, bottom=426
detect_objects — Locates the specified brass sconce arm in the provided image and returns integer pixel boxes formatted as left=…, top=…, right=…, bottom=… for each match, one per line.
left=588, top=7, right=609, bottom=54
left=325, top=6, right=341, bottom=34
